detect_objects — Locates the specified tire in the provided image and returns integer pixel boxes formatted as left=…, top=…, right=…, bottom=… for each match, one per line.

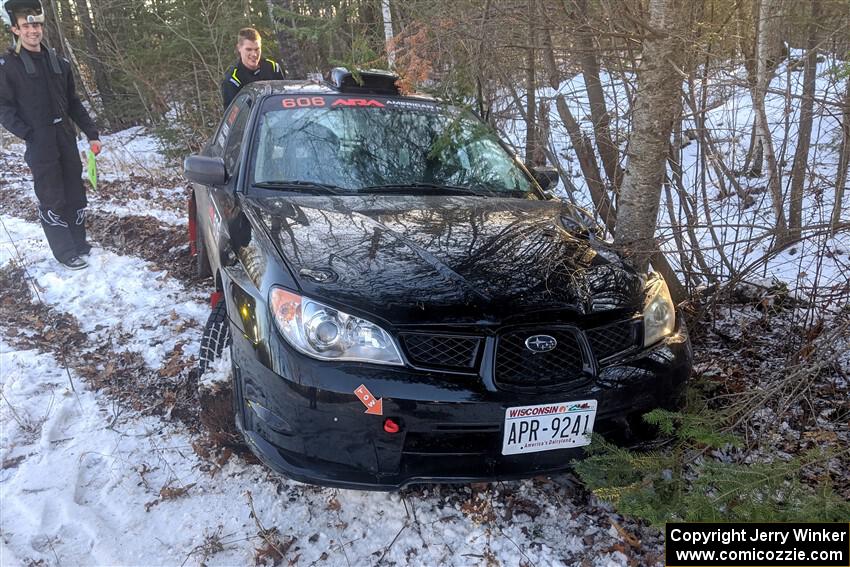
left=196, top=209, right=212, bottom=278
left=199, top=299, right=232, bottom=374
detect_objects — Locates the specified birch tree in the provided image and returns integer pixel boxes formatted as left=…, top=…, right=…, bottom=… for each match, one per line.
left=612, top=0, right=691, bottom=273
left=382, top=0, right=395, bottom=68
left=752, top=0, right=788, bottom=243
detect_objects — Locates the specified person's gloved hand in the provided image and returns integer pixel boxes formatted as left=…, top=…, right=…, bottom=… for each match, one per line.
left=90, top=140, right=102, bottom=155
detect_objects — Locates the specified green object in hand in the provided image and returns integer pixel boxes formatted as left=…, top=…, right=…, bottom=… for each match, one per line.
left=86, top=150, right=97, bottom=190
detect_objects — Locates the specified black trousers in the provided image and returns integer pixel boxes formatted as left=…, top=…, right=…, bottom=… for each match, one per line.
left=24, top=122, right=90, bottom=262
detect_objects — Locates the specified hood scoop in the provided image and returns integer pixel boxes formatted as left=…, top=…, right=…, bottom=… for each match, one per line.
left=299, top=267, right=339, bottom=283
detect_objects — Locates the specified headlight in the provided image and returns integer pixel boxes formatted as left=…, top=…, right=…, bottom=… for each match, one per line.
left=270, top=288, right=403, bottom=365
left=643, top=274, right=676, bottom=347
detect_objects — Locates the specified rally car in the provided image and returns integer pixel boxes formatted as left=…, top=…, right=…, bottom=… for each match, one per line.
left=184, top=68, right=692, bottom=490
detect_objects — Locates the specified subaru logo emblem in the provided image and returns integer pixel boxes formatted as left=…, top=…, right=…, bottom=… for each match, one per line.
left=525, top=335, right=557, bottom=353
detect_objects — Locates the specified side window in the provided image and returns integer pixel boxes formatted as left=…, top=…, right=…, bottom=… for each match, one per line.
left=222, top=94, right=252, bottom=176
left=208, top=96, right=244, bottom=157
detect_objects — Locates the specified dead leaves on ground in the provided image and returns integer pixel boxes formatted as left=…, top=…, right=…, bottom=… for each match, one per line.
left=159, top=341, right=193, bottom=378
left=460, top=491, right=497, bottom=525
left=254, top=529, right=297, bottom=567
left=144, top=482, right=197, bottom=512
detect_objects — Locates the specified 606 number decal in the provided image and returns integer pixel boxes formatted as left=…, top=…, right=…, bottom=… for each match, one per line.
left=280, top=97, right=386, bottom=109
left=281, top=97, right=326, bottom=109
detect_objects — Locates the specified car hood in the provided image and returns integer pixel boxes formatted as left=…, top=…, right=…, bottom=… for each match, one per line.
left=244, top=195, right=643, bottom=325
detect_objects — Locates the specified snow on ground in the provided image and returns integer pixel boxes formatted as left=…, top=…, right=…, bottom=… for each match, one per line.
left=0, top=214, right=42, bottom=266
left=77, top=126, right=170, bottom=182
left=3, top=57, right=845, bottom=562
left=94, top=198, right=187, bottom=227
left=0, top=214, right=207, bottom=369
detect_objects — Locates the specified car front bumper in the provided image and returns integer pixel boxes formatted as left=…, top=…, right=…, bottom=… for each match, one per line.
left=232, top=317, right=692, bottom=490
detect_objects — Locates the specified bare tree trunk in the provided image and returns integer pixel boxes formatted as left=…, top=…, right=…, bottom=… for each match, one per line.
left=539, top=6, right=686, bottom=300
left=56, top=0, right=75, bottom=43
left=538, top=23, right=615, bottom=229
left=832, top=77, right=850, bottom=235
left=539, top=4, right=559, bottom=90
left=541, top=49, right=612, bottom=230
left=752, top=0, right=788, bottom=243
left=524, top=0, right=540, bottom=165
left=74, top=0, right=121, bottom=128
left=474, top=0, right=494, bottom=121
left=612, top=0, right=689, bottom=274
left=536, top=99, right=550, bottom=166
left=39, top=0, right=65, bottom=57
left=554, top=96, right=616, bottom=225
left=574, top=0, right=623, bottom=191
left=787, top=0, right=819, bottom=241
left=736, top=0, right=757, bottom=83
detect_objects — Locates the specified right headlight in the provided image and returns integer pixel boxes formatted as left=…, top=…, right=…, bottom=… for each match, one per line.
left=643, top=274, right=676, bottom=347
left=269, top=287, right=403, bottom=365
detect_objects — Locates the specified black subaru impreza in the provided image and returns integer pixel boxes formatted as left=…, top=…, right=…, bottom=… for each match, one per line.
left=185, top=68, right=691, bottom=490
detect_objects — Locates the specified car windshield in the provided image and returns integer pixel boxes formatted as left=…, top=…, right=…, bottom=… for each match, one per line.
left=251, top=95, right=535, bottom=196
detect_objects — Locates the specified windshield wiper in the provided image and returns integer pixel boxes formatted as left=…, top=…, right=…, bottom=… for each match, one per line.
left=359, top=183, right=491, bottom=197
left=253, top=180, right=346, bottom=195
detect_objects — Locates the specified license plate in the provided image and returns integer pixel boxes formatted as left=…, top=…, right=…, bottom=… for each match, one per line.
left=502, top=400, right=597, bottom=455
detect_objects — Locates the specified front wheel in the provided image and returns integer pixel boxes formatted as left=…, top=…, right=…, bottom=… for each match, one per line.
left=198, top=298, right=231, bottom=374
left=197, top=298, right=242, bottom=449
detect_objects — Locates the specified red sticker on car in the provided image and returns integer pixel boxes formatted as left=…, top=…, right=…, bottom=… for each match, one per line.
left=227, top=105, right=240, bottom=125
left=354, top=384, right=383, bottom=416
left=331, top=98, right=385, bottom=108
left=281, top=96, right=327, bottom=109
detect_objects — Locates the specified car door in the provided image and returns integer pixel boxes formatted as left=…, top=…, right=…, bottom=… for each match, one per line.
left=197, top=92, right=253, bottom=275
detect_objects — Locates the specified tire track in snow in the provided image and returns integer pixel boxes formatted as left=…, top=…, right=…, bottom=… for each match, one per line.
left=0, top=214, right=207, bottom=419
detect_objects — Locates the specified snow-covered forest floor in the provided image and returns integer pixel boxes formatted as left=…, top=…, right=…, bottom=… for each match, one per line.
left=2, top=54, right=849, bottom=562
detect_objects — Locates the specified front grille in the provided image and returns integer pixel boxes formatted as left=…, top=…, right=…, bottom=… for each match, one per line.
left=495, top=329, right=586, bottom=389
left=586, top=320, right=638, bottom=361
left=399, top=333, right=481, bottom=370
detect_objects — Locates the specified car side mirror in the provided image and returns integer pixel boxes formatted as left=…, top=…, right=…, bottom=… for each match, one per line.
left=530, top=165, right=560, bottom=193
left=184, top=155, right=226, bottom=186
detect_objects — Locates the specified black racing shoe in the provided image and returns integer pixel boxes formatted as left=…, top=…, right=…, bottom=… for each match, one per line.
left=60, top=256, right=88, bottom=270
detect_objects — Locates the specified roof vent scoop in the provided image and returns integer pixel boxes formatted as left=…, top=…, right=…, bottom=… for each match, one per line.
left=328, top=67, right=400, bottom=95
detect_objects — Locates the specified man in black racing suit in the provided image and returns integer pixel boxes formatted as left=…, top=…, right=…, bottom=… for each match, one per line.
left=221, top=27, right=285, bottom=109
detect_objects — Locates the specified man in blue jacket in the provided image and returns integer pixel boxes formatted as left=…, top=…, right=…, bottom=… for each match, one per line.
left=221, top=27, right=285, bottom=109
left=0, top=0, right=102, bottom=270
